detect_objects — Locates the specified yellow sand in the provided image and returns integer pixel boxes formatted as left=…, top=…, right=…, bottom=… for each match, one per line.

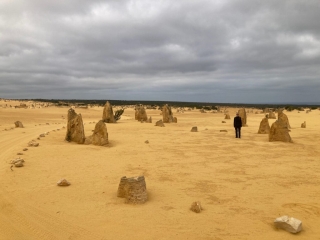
left=1, top=99, right=320, bottom=240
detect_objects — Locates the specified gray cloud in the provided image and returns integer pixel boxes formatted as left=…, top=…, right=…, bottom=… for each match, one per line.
left=0, top=0, right=320, bottom=103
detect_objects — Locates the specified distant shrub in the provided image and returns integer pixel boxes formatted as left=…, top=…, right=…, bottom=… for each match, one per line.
left=114, top=109, right=124, bottom=121
left=285, top=106, right=295, bottom=112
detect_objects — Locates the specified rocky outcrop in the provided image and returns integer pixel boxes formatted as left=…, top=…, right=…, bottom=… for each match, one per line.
left=135, top=105, right=148, bottom=121
left=14, top=121, right=24, bottom=128
left=162, top=104, right=176, bottom=123
left=85, top=120, right=108, bottom=146
left=269, top=119, right=292, bottom=142
left=238, top=108, right=247, bottom=126
left=258, top=117, right=270, bottom=134
left=147, top=117, right=152, bottom=123
left=274, top=215, right=302, bottom=233
left=278, top=110, right=291, bottom=129
left=117, top=176, right=148, bottom=204
left=301, top=121, right=306, bottom=128
left=225, top=114, right=230, bottom=119
left=65, top=108, right=85, bottom=144
left=102, top=101, right=115, bottom=123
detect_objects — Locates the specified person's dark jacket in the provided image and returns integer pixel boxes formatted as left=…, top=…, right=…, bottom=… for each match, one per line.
left=234, top=116, right=242, bottom=128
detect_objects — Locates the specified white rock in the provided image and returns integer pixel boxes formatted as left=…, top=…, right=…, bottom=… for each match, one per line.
left=274, top=215, right=302, bottom=233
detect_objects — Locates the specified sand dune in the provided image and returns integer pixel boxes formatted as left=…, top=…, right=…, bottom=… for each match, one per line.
left=1, top=100, right=320, bottom=240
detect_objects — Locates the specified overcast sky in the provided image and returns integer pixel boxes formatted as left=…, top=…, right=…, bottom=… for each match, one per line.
left=0, top=0, right=319, bottom=103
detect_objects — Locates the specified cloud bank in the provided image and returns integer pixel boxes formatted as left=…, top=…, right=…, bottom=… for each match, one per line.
left=1, top=0, right=320, bottom=103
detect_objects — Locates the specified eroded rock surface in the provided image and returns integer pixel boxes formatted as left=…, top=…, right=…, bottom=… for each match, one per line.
left=258, top=117, right=270, bottom=134
left=65, top=108, right=85, bottom=144
left=102, top=101, right=115, bottom=123
left=269, top=119, right=292, bottom=142
left=117, top=176, right=148, bottom=204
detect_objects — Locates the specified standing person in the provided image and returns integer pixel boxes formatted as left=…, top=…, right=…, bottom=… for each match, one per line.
left=234, top=113, right=242, bottom=138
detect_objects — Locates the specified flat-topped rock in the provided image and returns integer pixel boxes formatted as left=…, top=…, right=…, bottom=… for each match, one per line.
left=117, top=176, right=148, bottom=204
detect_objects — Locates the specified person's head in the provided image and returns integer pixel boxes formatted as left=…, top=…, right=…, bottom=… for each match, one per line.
left=236, top=113, right=239, bottom=116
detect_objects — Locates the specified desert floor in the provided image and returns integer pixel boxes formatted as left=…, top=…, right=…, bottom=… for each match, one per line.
left=1, top=100, right=320, bottom=240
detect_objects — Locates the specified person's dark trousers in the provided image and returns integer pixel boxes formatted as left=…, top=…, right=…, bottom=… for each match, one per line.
left=235, top=127, right=241, bottom=138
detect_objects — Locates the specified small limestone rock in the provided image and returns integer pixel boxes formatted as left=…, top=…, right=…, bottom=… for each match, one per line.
left=145, top=140, right=149, bottom=144
left=190, top=201, right=202, bottom=213
left=220, top=130, right=227, bottom=132
left=11, top=158, right=25, bottom=164
left=155, top=120, right=165, bottom=127
left=23, top=148, right=28, bottom=151
left=173, top=117, right=177, bottom=123
left=57, top=179, right=71, bottom=186
left=28, top=140, right=39, bottom=147
left=17, top=152, right=23, bottom=155
left=191, top=126, right=198, bottom=132
left=14, top=121, right=24, bottom=128
left=11, top=158, right=25, bottom=167
left=301, top=121, right=306, bottom=128
left=274, top=215, right=302, bottom=233
left=14, top=161, right=24, bottom=167
left=39, top=133, right=45, bottom=137
left=222, top=121, right=226, bottom=123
